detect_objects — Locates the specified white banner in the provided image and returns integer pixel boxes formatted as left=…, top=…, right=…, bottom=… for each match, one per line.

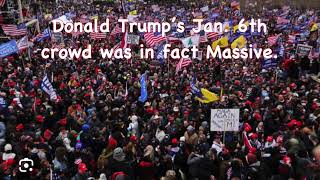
left=210, top=109, right=239, bottom=131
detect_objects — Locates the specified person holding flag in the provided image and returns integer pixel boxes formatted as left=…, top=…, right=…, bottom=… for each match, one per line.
left=138, top=73, right=148, bottom=103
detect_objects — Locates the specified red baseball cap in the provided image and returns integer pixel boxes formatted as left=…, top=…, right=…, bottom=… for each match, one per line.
left=266, top=136, right=273, bottom=142
left=59, top=118, right=67, bottom=126
left=171, top=138, right=178, bottom=145
left=16, top=124, right=24, bottom=131
left=249, top=133, right=258, bottom=139
left=130, top=135, right=137, bottom=143
left=36, top=115, right=44, bottom=123
left=78, top=163, right=87, bottom=171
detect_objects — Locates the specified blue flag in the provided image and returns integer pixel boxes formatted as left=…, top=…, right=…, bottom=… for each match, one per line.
left=156, top=44, right=165, bottom=64
left=0, top=40, right=19, bottom=58
left=36, top=28, right=52, bottom=42
left=138, top=73, right=148, bottom=103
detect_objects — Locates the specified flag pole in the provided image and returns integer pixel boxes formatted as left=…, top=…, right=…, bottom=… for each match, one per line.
left=17, top=0, right=24, bottom=23
left=223, top=123, right=226, bottom=145
left=167, top=56, right=170, bottom=76
left=20, top=54, right=25, bottom=69
left=166, top=39, right=170, bottom=76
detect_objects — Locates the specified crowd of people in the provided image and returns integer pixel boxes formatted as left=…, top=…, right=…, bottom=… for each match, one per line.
left=0, top=0, right=320, bottom=179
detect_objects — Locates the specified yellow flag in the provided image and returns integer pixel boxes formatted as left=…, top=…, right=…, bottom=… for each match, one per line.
left=195, top=88, right=220, bottom=103
left=211, top=36, right=229, bottom=49
left=233, top=24, right=239, bottom=33
left=129, top=10, right=138, bottom=15
left=311, top=23, right=318, bottom=32
left=233, top=21, right=249, bottom=33
left=231, top=35, right=246, bottom=49
left=224, top=22, right=230, bottom=32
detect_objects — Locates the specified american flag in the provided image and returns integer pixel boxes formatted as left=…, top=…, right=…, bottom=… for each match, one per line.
left=90, top=32, right=106, bottom=39
left=0, top=0, right=5, bottom=7
left=120, top=31, right=128, bottom=49
left=268, top=35, right=279, bottom=46
left=199, top=30, right=207, bottom=43
left=2, top=24, right=27, bottom=36
left=16, top=36, right=29, bottom=50
left=144, top=31, right=166, bottom=47
left=207, top=32, right=220, bottom=40
left=175, top=58, right=192, bottom=74
left=32, top=28, right=51, bottom=42
left=113, top=31, right=128, bottom=50
left=110, top=24, right=122, bottom=36
left=277, top=17, right=290, bottom=25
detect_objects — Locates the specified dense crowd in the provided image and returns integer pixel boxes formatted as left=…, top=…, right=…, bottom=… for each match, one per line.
left=0, top=0, right=320, bottom=180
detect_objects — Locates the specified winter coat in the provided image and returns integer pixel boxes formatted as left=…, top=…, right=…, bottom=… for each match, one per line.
left=136, top=160, right=155, bottom=180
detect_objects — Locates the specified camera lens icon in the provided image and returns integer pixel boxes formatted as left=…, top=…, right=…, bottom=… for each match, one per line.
left=19, top=158, right=34, bottom=172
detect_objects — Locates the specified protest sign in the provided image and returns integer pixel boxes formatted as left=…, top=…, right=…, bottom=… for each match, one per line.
left=127, top=34, right=140, bottom=45
left=296, top=44, right=312, bottom=57
left=210, top=109, right=239, bottom=131
left=0, top=40, right=19, bottom=58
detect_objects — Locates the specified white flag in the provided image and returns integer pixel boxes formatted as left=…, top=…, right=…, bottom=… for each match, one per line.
left=181, top=35, right=200, bottom=48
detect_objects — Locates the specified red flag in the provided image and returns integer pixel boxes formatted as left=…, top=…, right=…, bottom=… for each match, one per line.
left=243, top=132, right=252, bottom=149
